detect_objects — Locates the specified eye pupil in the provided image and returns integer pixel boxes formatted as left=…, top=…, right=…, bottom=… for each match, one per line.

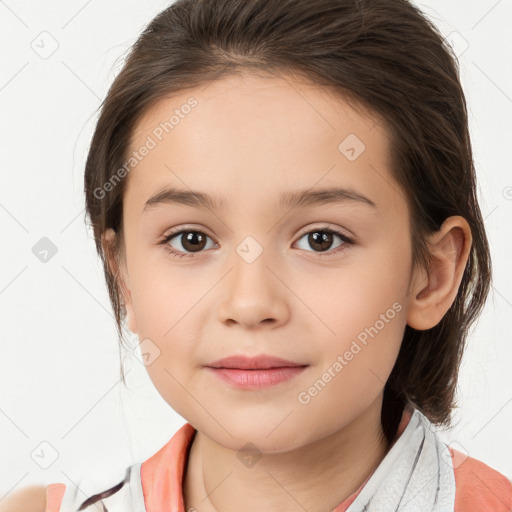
left=309, top=231, right=333, bottom=252
left=182, top=231, right=207, bottom=252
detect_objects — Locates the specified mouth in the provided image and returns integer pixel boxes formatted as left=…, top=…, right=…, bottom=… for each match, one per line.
left=205, top=354, right=308, bottom=370
left=204, top=355, right=309, bottom=389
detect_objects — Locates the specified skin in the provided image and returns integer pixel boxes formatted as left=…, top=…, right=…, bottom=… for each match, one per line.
left=0, top=485, right=47, bottom=512
left=102, top=71, right=472, bottom=512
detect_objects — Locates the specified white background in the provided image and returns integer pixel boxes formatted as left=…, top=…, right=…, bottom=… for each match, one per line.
left=1, top=0, right=511, bottom=500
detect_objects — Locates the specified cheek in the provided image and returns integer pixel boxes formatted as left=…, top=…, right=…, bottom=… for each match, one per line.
left=130, top=259, right=200, bottom=334
left=311, top=256, right=408, bottom=344
left=127, top=267, right=191, bottom=374
left=316, top=291, right=405, bottom=394
left=299, top=288, right=406, bottom=430
left=131, top=272, right=200, bottom=417
left=306, top=243, right=410, bottom=386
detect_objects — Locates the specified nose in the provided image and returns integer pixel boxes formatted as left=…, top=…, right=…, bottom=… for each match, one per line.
left=216, top=247, right=290, bottom=330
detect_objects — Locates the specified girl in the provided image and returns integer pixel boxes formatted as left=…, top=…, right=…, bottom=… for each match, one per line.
left=17, top=0, right=512, bottom=510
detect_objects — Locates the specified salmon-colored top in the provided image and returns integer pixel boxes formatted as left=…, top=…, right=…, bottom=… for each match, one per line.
left=46, top=408, right=512, bottom=511
left=46, top=483, right=66, bottom=511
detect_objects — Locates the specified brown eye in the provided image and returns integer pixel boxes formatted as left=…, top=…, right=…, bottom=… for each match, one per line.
left=179, top=231, right=208, bottom=252
left=307, top=231, right=335, bottom=252
left=295, top=227, right=353, bottom=256
left=162, top=229, right=215, bottom=257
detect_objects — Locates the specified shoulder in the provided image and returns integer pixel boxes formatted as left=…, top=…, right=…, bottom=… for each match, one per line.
left=0, top=470, right=133, bottom=512
left=450, top=447, right=512, bottom=512
left=0, top=484, right=50, bottom=512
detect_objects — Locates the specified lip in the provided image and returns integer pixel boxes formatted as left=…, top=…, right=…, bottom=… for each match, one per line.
left=206, top=366, right=308, bottom=389
left=205, top=354, right=307, bottom=370
left=204, top=354, right=309, bottom=390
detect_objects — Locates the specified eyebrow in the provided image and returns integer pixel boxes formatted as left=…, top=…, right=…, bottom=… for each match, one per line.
left=142, top=185, right=377, bottom=214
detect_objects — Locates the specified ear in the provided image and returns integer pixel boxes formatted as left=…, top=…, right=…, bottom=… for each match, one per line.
left=101, top=228, right=138, bottom=334
left=406, top=216, right=472, bottom=330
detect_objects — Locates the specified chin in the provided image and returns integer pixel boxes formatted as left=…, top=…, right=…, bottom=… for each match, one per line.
left=201, top=416, right=308, bottom=454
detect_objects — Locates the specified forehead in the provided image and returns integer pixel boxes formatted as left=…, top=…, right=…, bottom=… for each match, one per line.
left=124, top=72, right=402, bottom=216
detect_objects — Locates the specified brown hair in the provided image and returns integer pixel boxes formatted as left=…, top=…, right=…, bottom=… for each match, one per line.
left=84, top=0, right=491, bottom=444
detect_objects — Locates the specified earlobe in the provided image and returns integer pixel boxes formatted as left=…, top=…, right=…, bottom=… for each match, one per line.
left=406, top=216, right=472, bottom=331
left=101, top=228, right=138, bottom=334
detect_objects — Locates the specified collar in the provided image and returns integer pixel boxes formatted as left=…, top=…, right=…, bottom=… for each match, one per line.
left=140, top=406, right=414, bottom=512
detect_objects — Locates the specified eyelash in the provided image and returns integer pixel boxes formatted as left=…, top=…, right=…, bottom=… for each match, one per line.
left=158, top=225, right=354, bottom=260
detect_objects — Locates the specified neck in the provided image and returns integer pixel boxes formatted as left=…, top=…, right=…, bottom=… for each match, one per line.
left=183, top=394, right=391, bottom=512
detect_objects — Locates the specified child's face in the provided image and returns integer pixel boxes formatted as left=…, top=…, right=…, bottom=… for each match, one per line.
left=118, top=72, right=418, bottom=450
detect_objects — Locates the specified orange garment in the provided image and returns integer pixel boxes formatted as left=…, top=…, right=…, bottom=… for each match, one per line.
left=46, top=409, right=512, bottom=511
left=46, top=483, right=66, bottom=511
